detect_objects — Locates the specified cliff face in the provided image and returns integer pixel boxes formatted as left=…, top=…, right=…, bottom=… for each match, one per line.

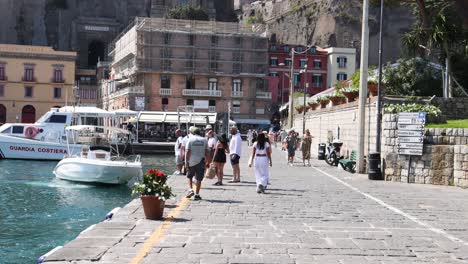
left=241, top=0, right=415, bottom=65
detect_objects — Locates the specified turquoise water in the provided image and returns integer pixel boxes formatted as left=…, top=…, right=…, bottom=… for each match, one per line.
left=0, top=155, right=175, bottom=264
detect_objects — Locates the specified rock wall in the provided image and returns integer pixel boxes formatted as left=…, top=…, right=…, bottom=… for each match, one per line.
left=241, top=0, right=415, bottom=65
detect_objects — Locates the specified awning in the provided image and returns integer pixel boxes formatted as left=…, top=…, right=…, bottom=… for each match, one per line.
left=137, top=111, right=217, bottom=124
left=235, top=118, right=271, bottom=125
left=59, top=106, right=114, bottom=117
left=112, top=109, right=138, bottom=116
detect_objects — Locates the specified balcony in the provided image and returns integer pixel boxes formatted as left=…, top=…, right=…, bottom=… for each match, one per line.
left=160, top=88, right=172, bottom=96
left=182, top=89, right=222, bottom=97
left=22, top=77, right=36, bottom=83
left=208, top=106, right=216, bottom=113
left=232, top=106, right=241, bottom=114
left=109, top=86, right=144, bottom=99
left=51, top=78, right=65, bottom=84
left=0, top=76, right=7, bottom=81
left=256, top=91, right=272, bottom=99
left=231, top=91, right=243, bottom=98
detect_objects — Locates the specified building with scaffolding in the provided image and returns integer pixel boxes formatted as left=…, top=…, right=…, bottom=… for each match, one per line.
left=101, top=17, right=271, bottom=132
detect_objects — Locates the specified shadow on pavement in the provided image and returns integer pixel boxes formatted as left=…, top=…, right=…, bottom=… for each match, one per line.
left=204, top=199, right=243, bottom=204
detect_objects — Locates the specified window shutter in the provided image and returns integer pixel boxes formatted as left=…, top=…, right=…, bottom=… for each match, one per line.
left=344, top=58, right=347, bottom=63
left=336, top=74, right=340, bottom=81
left=344, top=74, right=348, bottom=80
left=337, top=57, right=339, bottom=63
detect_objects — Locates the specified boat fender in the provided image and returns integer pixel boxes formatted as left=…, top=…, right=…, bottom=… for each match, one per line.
left=39, top=128, right=44, bottom=133
left=36, top=246, right=63, bottom=264
left=105, top=207, right=121, bottom=220
left=24, top=126, right=40, bottom=139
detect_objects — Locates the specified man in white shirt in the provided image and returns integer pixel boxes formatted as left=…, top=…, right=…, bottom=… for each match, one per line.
left=185, top=127, right=209, bottom=200
left=180, top=132, right=191, bottom=175
left=174, top=129, right=184, bottom=175
left=229, top=126, right=242, bottom=183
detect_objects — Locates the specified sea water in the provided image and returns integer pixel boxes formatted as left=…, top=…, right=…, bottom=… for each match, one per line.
left=0, top=155, right=175, bottom=263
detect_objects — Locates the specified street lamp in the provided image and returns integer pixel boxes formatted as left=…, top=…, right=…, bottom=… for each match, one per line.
left=278, top=62, right=285, bottom=104
left=300, top=64, right=308, bottom=134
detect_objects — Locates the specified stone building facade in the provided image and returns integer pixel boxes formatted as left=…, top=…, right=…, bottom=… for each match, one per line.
left=0, top=44, right=76, bottom=124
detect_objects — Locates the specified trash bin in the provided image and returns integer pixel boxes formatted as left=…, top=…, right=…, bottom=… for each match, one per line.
left=368, top=152, right=383, bottom=180
left=318, top=143, right=326, bottom=160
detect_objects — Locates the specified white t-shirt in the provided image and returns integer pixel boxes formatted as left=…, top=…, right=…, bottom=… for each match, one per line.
left=174, top=136, right=183, bottom=156
left=208, top=137, right=217, bottom=150
left=186, top=135, right=208, bottom=166
left=229, top=133, right=242, bottom=157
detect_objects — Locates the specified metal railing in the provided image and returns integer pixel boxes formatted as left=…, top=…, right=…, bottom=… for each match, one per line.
left=208, top=106, right=216, bottom=113
left=231, top=91, right=243, bottom=97
left=232, top=106, right=241, bottom=113
left=109, top=86, right=144, bottom=99
left=182, top=89, right=222, bottom=97
left=256, top=91, right=272, bottom=99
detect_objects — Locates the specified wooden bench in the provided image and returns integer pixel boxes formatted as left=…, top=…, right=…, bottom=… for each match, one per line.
left=339, top=150, right=356, bottom=173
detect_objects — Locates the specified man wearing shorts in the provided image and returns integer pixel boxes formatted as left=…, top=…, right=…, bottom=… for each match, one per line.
left=185, top=127, right=209, bottom=200
left=174, top=129, right=184, bottom=175
left=229, top=126, right=242, bottom=183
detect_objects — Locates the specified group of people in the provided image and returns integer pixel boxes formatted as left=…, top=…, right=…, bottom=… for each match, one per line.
left=173, top=126, right=314, bottom=199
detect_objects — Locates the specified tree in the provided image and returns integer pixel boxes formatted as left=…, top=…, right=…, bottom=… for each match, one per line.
left=166, top=5, right=209, bottom=21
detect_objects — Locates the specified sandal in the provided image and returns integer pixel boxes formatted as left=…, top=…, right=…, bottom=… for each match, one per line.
left=213, top=181, right=223, bottom=186
left=228, top=180, right=240, bottom=183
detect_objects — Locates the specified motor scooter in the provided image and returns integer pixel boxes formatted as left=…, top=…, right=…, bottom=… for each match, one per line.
left=325, top=139, right=343, bottom=166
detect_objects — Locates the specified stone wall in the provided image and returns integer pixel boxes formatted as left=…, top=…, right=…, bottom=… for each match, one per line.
left=383, top=113, right=468, bottom=188
left=432, top=98, right=468, bottom=120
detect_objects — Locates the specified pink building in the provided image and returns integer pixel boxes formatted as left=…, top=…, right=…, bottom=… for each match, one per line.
left=268, top=43, right=328, bottom=105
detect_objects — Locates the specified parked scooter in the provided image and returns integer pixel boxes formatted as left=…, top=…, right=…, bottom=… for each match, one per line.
left=324, top=139, right=343, bottom=166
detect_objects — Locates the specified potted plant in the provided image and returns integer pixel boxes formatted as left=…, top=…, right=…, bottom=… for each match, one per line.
left=295, top=105, right=305, bottom=114
left=329, top=91, right=346, bottom=106
left=342, top=86, right=359, bottom=102
left=317, top=96, right=330, bottom=108
left=367, top=80, right=378, bottom=96
left=308, top=100, right=319, bottom=110
left=132, top=169, right=175, bottom=220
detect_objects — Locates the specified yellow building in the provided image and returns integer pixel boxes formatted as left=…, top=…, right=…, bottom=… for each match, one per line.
left=0, top=44, right=76, bottom=124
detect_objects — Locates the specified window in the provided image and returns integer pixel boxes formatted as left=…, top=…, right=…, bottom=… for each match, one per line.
left=210, top=62, right=218, bottom=71
left=337, top=57, right=347, bottom=68
left=186, top=76, right=194, bottom=89
left=283, top=46, right=289, bottom=52
left=164, top=33, right=171, bottom=44
left=161, top=75, right=170, bottom=89
left=270, top=57, right=278, bottom=66
left=162, top=98, right=169, bottom=105
left=300, top=59, right=307, bottom=68
left=284, top=58, right=292, bottom=66
left=337, top=73, right=347, bottom=81
left=12, top=126, right=24, bottom=134
left=294, top=74, right=301, bottom=86
left=186, top=99, right=194, bottom=106
left=209, top=100, right=216, bottom=106
left=0, top=64, right=5, bottom=80
left=312, top=75, right=323, bottom=87
left=235, top=37, right=242, bottom=46
left=47, top=115, right=67, bottom=123
left=188, top=34, right=195, bottom=46
left=233, top=63, right=241, bottom=74
left=24, top=68, right=34, bottom=82
left=256, top=108, right=265, bottom=114
left=269, top=72, right=278, bottom=77
left=0, top=85, right=4, bottom=97
left=53, top=69, right=63, bottom=82
left=25, top=86, right=33, bottom=97
left=53, top=87, right=62, bottom=99
left=313, top=60, right=322, bottom=68
left=256, top=78, right=264, bottom=90
left=310, top=47, right=317, bottom=54
left=296, top=47, right=303, bottom=52
left=211, top=35, right=218, bottom=46
left=233, top=79, right=242, bottom=92
left=209, top=78, right=218, bottom=90
left=270, top=45, right=276, bottom=51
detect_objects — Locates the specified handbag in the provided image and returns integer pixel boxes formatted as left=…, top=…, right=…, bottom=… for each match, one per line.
left=205, top=163, right=216, bottom=179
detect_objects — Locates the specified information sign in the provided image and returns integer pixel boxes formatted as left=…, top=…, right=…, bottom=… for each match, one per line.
left=397, top=112, right=425, bottom=156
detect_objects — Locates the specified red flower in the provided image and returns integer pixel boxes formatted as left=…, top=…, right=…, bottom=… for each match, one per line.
left=156, top=172, right=164, bottom=177
left=148, top=169, right=154, bottom=174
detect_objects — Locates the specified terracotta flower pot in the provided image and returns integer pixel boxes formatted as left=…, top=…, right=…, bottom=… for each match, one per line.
left=329, top=96, right=344, bottom=106
left=141, top=195, right=165, bottom=220
left=319, top=100, right=329, bottom=108
left=343, top=91, right=359, bottom=102
left=308, top=102, right=319, bottom=110
left=367, top=83, right=378, bottom=96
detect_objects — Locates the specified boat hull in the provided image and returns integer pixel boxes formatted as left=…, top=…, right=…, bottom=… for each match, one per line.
left=53, top=158, right=143, bottom=184
left=0, top=135, right=81, bottom=160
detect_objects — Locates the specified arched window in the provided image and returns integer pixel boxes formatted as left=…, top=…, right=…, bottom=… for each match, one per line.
left=0, top=104, right=6, bottom=124
left=21, top=105, right=36, bottom=123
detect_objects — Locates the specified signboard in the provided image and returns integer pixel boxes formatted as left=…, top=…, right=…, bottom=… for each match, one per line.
left=135, top=97, right=145, bottom=111
left=397, top=112, right=426, bottom=156
left=194, top=100, right=209, bottom=109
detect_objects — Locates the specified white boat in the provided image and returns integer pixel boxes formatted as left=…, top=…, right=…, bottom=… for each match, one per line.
left=0, top=106, right=116, bottom=160
left=53, top=125, right=142, bottom=185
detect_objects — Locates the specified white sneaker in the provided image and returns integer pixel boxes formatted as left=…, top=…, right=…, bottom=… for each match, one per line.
left=174, top=170, right=181, bottom=175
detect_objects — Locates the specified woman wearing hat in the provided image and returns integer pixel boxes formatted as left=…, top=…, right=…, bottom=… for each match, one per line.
left=212, top=134, right=230, bottom=186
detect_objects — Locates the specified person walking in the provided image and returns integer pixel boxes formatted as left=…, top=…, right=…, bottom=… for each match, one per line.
left=206, top=129, right=217, bottom=164
left=248, top=133, right=272, bottom=193
left=229, top=126, right=242, bottom=183
left=212, top=133, right=229, bottom=186
left=280, top=129, right=287, bottom=151
left=268, top=130, right=276, bottom=148
left=174, top=129, right=184, bottom=175
left=285, top=129, right=298, bottom=166
left=246, top=129, right=253, bottom=147
left=185, top=127, right=209, bottom=201
left=301, top=129, right=313, bottom=166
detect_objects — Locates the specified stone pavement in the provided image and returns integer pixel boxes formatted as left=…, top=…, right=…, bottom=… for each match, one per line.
left=43, top=143, right=468, bottom=264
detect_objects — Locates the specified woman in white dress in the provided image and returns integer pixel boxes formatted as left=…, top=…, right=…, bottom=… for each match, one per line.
left=249, top=133, right=272, bottom=193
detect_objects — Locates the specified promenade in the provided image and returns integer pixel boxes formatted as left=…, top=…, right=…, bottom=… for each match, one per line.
left=43, top=143, right=468, bottom=264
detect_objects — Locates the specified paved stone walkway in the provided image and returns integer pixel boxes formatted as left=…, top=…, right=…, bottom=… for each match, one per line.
left=43, top=143, right=468, bottom=264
